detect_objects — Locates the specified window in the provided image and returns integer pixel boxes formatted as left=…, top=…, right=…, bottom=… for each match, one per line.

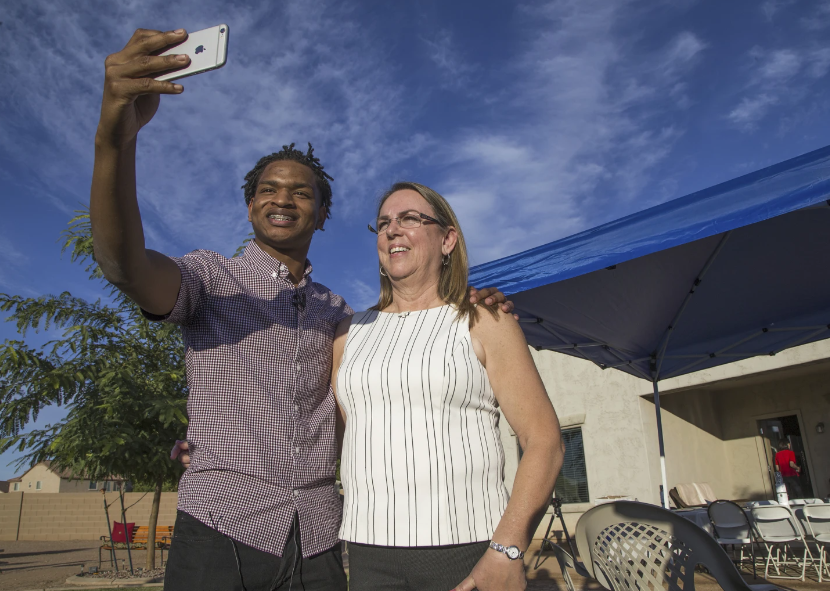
left=554, top=427, right=590, bottom=504
left=35, top=481, right=42, bottom=490
left=13, top=483, right=19, bottom=491
left=89, top=481, right=98, bottom=490
left=105, top=481, right=112, bottom=492
left=28, top=482, right=32, bottom=488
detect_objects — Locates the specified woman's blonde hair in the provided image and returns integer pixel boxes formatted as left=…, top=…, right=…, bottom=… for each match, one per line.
left=371, top=181, right=494, bottom=324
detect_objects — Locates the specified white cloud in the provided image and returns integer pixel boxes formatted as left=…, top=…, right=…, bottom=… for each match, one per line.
left=762, top=0, right=796, bottom=21
left=0, top=235, right=36, bottom=296
left=752, top=48, right=802, bottom=82
left=425, top=2, right=704, bottom=263
left=728, top=45, right=830, bottom=131
left=727, top=94, right=779, bottom=128
left=346, top=279, right=379, bottom=311
left=807, top=48, right=830, bottom=78
left=0, top=0, right=425, bottom=258
left=659, top=32, right=707, bottom=77
left=421, top=30, right=479, bottom=91
left=801, top=1, right=830, bottom=30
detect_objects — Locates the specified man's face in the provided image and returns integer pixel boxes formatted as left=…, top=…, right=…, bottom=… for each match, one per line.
left=247, top=160, right=327, bottom=253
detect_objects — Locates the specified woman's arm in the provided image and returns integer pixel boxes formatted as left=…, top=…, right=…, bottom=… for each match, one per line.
left=331, top=315, right=353, bottom=456
left=456, top=310, right=564, bottom=591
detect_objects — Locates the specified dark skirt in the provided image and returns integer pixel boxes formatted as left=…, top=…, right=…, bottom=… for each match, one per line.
left=347, top=540, right=490, bottom=591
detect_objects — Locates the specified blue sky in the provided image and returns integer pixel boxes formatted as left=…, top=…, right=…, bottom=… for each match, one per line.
left=2, top=0, right=830, bottom=480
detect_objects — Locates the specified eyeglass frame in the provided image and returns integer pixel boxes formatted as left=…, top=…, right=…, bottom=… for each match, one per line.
left=368, top=210, right=445, bottom=234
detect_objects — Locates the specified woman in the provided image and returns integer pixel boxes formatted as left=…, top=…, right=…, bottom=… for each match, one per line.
left=331, top=182, right=564, bottom=591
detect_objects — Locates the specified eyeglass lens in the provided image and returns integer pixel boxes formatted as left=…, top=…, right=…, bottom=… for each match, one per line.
left=374, top=212, right=423, bottom=233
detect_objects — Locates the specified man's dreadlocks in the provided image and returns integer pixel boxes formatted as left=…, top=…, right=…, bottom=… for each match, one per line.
left=242, top=143, right=334, bottom=219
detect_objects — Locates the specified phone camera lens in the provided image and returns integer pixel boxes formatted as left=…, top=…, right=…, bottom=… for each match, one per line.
left=220, top=28, right=225, bottom=34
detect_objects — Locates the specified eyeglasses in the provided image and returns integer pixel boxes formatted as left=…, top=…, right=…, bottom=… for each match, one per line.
left=368, top=211, right=444, bottom=234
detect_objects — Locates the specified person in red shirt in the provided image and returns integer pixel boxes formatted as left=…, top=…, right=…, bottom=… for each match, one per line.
left=775, top=440, right=803, bottom=499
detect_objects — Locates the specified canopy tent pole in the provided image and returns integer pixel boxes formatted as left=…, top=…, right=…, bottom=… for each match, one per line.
left=653, top=381, right=670, bottom=508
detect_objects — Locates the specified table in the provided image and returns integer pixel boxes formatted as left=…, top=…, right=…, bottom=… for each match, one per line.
left=675, top=508, right=715, bottom=535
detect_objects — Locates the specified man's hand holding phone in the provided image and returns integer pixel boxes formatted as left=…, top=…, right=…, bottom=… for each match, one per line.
left=97, top=29, right=191, bottom=149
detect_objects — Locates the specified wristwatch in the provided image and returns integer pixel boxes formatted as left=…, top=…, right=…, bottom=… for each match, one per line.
left=489, top=540, right=524, bottom=560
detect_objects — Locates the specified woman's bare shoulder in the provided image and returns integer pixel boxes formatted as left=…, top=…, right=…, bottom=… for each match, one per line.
left=469, top=305, right=518, bottom=335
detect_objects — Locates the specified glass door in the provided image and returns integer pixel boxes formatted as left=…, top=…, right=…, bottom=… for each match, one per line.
left=757, top=415, right=814, bottom=499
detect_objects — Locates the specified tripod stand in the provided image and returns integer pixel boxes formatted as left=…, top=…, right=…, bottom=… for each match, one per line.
left=533, top=495, right=578, bottom=569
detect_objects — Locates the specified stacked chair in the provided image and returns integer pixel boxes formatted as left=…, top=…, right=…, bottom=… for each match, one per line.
left=801, top=504, right=830, bottom=582
left=545, top=501, right=777, bottom=591
left=750, top=504, right=817, bottom=581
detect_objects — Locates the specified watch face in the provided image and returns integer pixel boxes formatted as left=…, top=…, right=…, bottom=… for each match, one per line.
left=506, top=546, right=520, bottom=559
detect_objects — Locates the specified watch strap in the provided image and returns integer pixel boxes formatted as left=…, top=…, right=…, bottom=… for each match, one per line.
left=489, top=540, right=524, bottom=560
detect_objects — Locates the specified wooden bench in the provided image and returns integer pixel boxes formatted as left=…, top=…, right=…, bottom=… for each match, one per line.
left=99, top=525, right=174, bottom=569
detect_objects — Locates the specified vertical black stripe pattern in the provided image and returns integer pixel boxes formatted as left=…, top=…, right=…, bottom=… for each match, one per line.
left=335, top=305, right=509, bottom=546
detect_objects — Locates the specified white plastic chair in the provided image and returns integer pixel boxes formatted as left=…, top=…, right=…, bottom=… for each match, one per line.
left=789, top=498, right=824, bottom=506
left=747, top=500, right=778, bottom=507
left=547, top=501, right=777, bottom=591
left=750, top=504, right=816, bottom=581
left=802, top=504, right=830, bottom=582
left=708, top=500, right=756, bottom=578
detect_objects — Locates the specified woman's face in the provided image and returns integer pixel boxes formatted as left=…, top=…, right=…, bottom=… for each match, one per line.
left=376, top=189, right=456, bottom=284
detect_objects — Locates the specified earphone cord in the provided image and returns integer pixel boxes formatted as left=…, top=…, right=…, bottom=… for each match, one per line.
left=208, top=511, right=247, bottom=591
left=288, top=515, right=300, bottom=591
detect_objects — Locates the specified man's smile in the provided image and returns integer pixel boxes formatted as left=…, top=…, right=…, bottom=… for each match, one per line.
left=266, top=213, right=297, bottom=226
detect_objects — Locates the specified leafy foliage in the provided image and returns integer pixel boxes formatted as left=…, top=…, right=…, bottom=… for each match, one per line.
left=233, top=231, right=255, bottom=258
left=0, top=211, right=187, bottom=486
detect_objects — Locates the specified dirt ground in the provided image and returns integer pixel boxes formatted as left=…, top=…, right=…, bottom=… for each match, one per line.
left=1, top=538, right=828, bottom=590
left=526, top=538, right=829, bottom=591
left=0, top=540, right=164, bottom=591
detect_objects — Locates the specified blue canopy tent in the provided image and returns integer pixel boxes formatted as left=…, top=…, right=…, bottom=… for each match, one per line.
left=469, top=145, right=830, bottom=507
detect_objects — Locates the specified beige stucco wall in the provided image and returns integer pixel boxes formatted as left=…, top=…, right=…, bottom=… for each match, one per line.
left=525, top=347, right=659, bottom=507
left=9, top=463, right=120, bottom=494
left=655, top=362, right=830, bottom=500
left=516, top=338, right=830, bottom=535
left=15, top=463, right=63, bottom=493
left=59, top=478, right=96, bottom=493
left=638, top=391, right=736, bottom=499
left=498, top=346, right=661, bottom=537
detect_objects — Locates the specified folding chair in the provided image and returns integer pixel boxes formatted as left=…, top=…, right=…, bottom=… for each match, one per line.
left=802, top=504, right=830, bottom=582
left=750, top=504, right=816, bottom=581
left=746, top=500, right=778, bottom=507
left=547, top=501, right=776, bottom=591
left=708, top=500, right=756, bottom=578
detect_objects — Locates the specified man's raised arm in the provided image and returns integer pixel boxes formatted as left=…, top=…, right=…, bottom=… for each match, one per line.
left=91, top=29, right=191, bottom=316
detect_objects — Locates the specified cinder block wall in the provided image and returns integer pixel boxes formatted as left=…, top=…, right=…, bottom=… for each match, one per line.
left=0, top=493, right=25, bottom=540
left=0, top=492, right=178, bottom=541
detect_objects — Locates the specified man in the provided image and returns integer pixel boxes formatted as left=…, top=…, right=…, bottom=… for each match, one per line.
left=774, top=440, right=803, bottom=500
left=90, top=29, right=511, bottom=591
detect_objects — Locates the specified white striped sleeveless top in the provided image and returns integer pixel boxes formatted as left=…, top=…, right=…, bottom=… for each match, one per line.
left=336, top=304, right=509, bottom=547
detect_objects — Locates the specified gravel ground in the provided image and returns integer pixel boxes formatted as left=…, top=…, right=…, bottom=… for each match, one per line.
left=2, top=538, right=827, bottom=590
left=0, top=540, right=165, bottom=591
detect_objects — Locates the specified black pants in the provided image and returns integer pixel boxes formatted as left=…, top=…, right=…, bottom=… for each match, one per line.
left=783, top=476, right=804, bottom=499
left=164, top=511, right=347, bottom=591
left=347, top=541, right=490, bottom=591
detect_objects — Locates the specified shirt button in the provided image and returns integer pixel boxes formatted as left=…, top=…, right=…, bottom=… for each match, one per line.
left=271, top=272, right=277, bottom=278
left=294, top=490, right=299, bottom=497
left=294, top=404, right=300, bottom=412
left=295, top=447, right=300, bottom=454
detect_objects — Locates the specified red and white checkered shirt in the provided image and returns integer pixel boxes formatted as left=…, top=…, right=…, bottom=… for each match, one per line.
left=148, top=241, right=352, bottom=557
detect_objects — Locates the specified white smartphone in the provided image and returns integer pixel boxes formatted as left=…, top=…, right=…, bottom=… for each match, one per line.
left=154, top=25, right=229, bottom=82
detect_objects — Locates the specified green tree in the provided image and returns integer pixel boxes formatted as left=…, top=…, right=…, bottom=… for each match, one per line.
left=0, top=211, right=187, bottom=571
